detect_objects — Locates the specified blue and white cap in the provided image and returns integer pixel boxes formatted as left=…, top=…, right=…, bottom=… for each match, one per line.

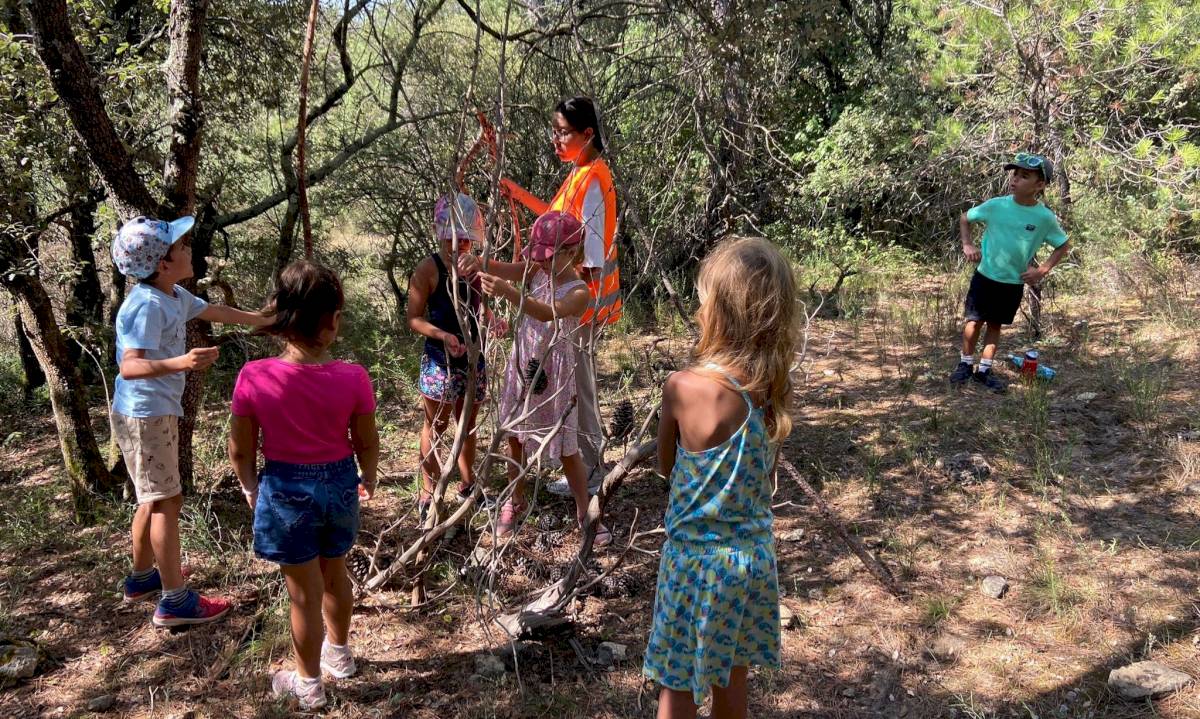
left=434, top=193, right=484, bottom=242
left=111, top=215, right=194, bottom=279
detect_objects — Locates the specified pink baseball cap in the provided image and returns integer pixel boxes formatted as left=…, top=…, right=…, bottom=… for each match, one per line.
left=524, top=211, right=584, bottom=262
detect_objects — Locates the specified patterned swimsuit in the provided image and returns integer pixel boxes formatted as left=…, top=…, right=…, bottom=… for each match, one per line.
left=642, top=365, right=781, bottom=705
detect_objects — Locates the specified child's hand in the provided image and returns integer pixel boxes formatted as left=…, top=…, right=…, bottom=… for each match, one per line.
left=358, top=482, right=374, bottom=501
left=1020, top=265, right=1047, bottom=285
left=243, top=488, right=257, bottom=510
left=254, top=312, right=276, bottom=328
left=962, top=243, right=981, bottom=263
left=441, top=332, right=466, bottom=357
left=180, top=346, right=219, bottom=371
left=480, top=273, right=515, bottom=302
left=457, top=253, right=481, bottom=278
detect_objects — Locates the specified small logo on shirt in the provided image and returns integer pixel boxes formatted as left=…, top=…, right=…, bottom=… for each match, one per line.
left=1025, top=224, right=1036, bottom=232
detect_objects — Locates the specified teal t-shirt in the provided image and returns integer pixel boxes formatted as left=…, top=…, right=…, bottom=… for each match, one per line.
left=967, top=195, right=1068, bottom=284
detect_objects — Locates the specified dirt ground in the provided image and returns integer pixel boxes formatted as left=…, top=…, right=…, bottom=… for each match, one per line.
left=1, top=271, right=1198, bottom=718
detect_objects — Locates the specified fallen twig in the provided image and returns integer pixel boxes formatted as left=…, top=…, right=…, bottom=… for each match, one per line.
left=778, top=457, right=904, bottom=598
left=494, top=439, right=658, bottom=637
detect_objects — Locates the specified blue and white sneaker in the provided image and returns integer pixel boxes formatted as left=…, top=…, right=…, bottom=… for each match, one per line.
left=122, top=569, right=162, bottom=603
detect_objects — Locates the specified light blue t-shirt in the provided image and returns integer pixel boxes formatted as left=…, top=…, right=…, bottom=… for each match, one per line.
left=113, top=283, right=208, bottom=417
left=967, top=195, right=1068, bottom=284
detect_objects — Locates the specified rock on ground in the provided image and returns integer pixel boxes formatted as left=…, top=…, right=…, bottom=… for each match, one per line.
left=1107, top=661, right=1193, bottom=700
left=0, top=645, right=37, bottom=684
left=927, top=634, right=968, bottom=662
left=938, top=452, right=993, bottom=483
left=86, top=695, right=116, bottom=712
left=597, top=642, right=628, bottom=666
left=475, top=653, right=507, bottom=678
left=981, top=575, right=1008, bottom=599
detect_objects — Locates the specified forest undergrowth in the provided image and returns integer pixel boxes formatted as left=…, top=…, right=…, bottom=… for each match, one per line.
left=1, top=254, right=1198, bottom=719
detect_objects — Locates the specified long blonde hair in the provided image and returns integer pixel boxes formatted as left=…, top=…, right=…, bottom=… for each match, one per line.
left=693, top=236, right=799, bottom=443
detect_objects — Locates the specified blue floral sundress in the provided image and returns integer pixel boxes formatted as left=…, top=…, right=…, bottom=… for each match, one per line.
left=642, top=364, right=781, bottom=705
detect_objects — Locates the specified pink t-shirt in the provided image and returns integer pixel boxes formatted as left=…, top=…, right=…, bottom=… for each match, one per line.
left=231, top=358, right=376, bottom=464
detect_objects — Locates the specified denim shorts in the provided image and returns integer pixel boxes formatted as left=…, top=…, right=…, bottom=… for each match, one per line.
left=253, top=456, right=360, bottom=565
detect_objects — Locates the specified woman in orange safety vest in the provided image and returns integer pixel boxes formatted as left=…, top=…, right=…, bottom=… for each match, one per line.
left=500, top=96, right=620, bottom=483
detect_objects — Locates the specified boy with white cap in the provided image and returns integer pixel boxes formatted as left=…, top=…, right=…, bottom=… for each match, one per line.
left=111, top=215, right=271, bottom=626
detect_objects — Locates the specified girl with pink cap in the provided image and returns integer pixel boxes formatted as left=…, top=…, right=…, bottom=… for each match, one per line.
left=476, top=211, right=612, bottom=546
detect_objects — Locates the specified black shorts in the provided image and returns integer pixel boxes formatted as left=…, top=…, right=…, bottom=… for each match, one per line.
left=963, top=271, right=1024, bottom=325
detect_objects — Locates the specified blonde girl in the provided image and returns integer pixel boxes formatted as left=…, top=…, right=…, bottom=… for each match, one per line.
left=643, top=237, right=798, bottom=719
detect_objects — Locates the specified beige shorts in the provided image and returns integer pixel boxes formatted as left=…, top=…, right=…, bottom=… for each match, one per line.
left=111, top=413, right=183, bottom=504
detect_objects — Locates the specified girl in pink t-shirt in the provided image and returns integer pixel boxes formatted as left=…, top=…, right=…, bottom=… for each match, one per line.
left=228, top=261, right=379, bottom=710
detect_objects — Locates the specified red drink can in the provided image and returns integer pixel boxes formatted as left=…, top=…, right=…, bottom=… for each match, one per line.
left=1022, top=350, right=1039, bottom=378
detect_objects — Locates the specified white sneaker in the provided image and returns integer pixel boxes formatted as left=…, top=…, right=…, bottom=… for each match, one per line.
left=545, top=476, right=603, bottom=497
left=271, top=669, right=327, bottom=709
left=545, top=477, right=574, bottom=496
left=320, top=640, right=357, bottom=679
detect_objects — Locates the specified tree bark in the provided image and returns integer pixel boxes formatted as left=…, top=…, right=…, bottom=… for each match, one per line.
left=63, top=156, right=105, bottom=381
left=10, top=274, right=118, bottom=516
left=161, top=0, right=211, bottom=490
left=162, top=0, right=208, bottom=216
left=13, top=308, right=46, bottom=393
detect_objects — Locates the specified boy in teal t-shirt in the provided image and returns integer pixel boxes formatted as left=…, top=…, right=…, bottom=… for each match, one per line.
left=949, top=154, right=1072, bottom=393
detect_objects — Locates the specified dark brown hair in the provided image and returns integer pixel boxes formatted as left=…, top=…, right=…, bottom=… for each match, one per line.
left=263, top=261, right=344, bottom=344
left=555, top=96, right=605, bottom=153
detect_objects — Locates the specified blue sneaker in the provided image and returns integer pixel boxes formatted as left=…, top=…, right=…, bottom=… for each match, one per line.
left=122, top=568, right=162, bottom=603
left=153, top=589, right=232, bottom=628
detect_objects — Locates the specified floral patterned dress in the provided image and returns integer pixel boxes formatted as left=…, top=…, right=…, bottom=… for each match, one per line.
left=498, top=273, right=588, bottom=461
left=642, top=364, right=781, bottom=705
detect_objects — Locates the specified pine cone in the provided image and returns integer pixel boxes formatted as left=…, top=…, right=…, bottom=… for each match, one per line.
left=346, top=551, right=371, bottom=584
left=597, top=573, right=634, bottom=598
left=536, top=513, right=562, bottom=531
left=522, top=358, right=549, bottom=394
left=607, top=398, right=635, bottom=440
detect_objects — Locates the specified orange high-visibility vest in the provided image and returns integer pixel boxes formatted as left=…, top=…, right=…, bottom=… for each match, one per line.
left=549, top=156, right=621, bottom=326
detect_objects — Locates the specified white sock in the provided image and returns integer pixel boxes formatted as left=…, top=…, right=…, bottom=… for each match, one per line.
left=296, top=673, right=323, bottom=688
left=979, top=358, right=994, bottom=372
left=130, top=566, right=156, bottom=581
left=960, top=353, right=974, bottom=365
left=161, top=586, right=188, bottom=606
left=323, top=641, right=350, bottom=654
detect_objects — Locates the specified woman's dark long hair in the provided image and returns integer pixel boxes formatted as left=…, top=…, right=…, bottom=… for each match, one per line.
left=263, top=261, right=344, bottom=345
left=555, top=96, right=605, bottom=153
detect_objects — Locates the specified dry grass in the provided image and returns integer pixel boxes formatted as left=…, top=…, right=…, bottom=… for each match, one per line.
left=1, top=265, right=1198, bottom=718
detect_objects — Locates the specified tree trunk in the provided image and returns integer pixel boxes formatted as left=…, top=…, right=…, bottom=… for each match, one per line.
left=162, top=0, right=208, bottom=216
left=13, top=308, right=46, bottom=394
left=63, top=157, right=105, bottom=381
left=10, top=274, right=118, bottom=518
left=161, top=0, right=210, bottom=490
left=275, top=193, right=300, bottom=277
left=702, top=0, right=747, bottom=246
left=8, top=0, right=118, bottom=515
